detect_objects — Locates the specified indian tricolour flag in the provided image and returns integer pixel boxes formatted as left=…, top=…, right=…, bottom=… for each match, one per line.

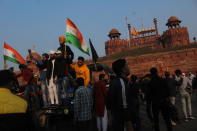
left=3, top=42, right=26, bottom=64
left=66, top=18, right=89, bottom=55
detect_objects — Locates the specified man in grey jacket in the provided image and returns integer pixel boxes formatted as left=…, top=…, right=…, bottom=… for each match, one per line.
left=178, top=72, right=195, bottom=121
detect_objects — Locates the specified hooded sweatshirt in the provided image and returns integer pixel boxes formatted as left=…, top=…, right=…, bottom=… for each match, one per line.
left=71, top=63, right=90, bottom=87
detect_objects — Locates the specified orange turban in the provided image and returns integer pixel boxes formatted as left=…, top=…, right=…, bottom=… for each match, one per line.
left=59, top=36, right=66, bottom=44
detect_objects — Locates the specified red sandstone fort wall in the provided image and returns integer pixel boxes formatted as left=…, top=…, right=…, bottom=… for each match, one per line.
left=105, top=25, right=190, bottom=56
left=105, top=36, right=162, bottom=56
left=162, top=27, right=189, bottom=48
left=102, top=48, right=197, bottom=77
left=105, top=39, right=129, bottom=55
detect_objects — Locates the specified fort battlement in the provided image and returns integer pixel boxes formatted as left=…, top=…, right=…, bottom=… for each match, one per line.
left=105, top=16, right=190, bottom=56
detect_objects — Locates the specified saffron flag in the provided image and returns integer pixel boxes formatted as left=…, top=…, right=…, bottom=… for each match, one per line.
left=89, top=38, right=98, bottom=63
left=66, top=18, right=89, bottom=55
left=3, top=42, right=26, bottom=64
left=132, top=28, right=139, bottom=36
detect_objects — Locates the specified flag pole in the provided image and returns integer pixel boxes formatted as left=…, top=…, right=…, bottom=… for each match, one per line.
left=92, top=49, right=97, bottom=71
left=4, top=58, right=7, bottom=70
left=89, top=38, right=99, bottom=72
left=125, top=16, right=132, bottom=47
left=94, top=61, right=97, bottom=71
left=3, top=42, right=7, bottom=69
left=65, top=42, right=68, bottom=60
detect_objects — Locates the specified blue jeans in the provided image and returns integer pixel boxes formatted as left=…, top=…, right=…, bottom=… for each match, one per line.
left=56, top=77, right=70, bottom=104
left=41, top=80, right=50, bottom=106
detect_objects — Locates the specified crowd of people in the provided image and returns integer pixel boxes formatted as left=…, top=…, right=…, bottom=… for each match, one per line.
left=0, top=36, right=197, bottom=131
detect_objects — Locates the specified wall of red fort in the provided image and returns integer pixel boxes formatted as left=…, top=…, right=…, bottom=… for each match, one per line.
left=100, top=16, right=197, bottom=77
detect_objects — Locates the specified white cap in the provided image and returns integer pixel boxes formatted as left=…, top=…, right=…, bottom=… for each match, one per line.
left=55, top=50, right=62, bottom=54
left=49, top=50, right=55, bottom=54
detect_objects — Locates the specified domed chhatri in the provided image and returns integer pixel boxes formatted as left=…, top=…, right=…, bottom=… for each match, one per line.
left=168, top=16, right=180, bottom=22
left=108, top=28, right=121, bottom=39
left=166, top=16, right=181, bottom=28
left=109, top=28, right=120, bottom=34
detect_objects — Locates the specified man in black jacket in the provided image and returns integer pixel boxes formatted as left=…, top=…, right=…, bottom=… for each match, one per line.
left=106, top=59, right=134, bottom=131
left=57, top=36, right=75, bottom=78
left=53, top=50, right=70, bottom=104
left=146, top=68, right=172, bottom=131
left=164, top=72, right=178, bottom=125
left=57, top=36, right=74, bottom=65
left=164, top=72, right=177, bottom=105
left=129, top=75, right=141, bottom=131
left=55, top=36, right=74, bottom=104
left=29, top=50, right=50, bottom=107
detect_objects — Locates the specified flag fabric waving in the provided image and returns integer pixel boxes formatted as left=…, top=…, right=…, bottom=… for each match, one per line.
left=89, top=38, right=98, bottom=63
left=3, top=42, right=26, bottom=64
left=132, top=28, right=139, bottom=36
left=66, top=18, right=89, bottom=55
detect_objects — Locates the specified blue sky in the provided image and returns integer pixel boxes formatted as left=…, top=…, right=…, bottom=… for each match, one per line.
left=0, top=0, right=197, bottom=70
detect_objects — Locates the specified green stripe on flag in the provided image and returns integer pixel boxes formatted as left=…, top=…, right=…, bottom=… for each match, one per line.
left=4, top=55, right=19, bottom=64
left=66, top=33, right=89, bottom=55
